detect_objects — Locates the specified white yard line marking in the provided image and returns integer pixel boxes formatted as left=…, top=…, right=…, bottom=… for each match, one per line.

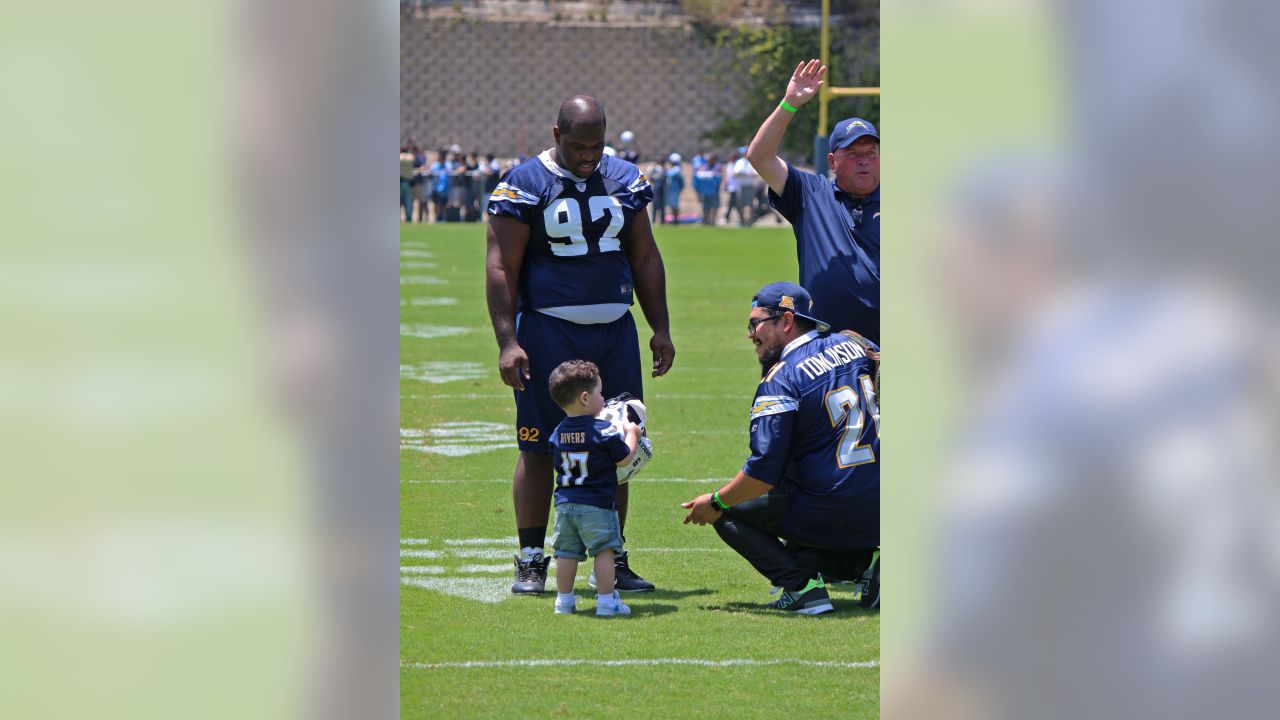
left=401, top=422, right=517, bottom=456
left=400, top=577, right=510, bottom=604
left=626, top=547, right=733, bottom=553
left=399, top=324, right=472, bottom=339
left=403, top=393, right=514, bottom=400
left=402, top=297, right=458, bottom=306
left=400, top=549, right=443, bottom=558
left=401, top=443, right=519, bottom=457
left=404, top=477, right=727, bottom=484
left=648, top=394, right=745, bottom=400
left=400, top=275, right=447, bottom=285
left=446, top=549, right=512, bottom=559
left=454, top=564, right=516, bottom=574
left=404, top=392, right=740, bottom=400
left=400, top=538, right=431, bottom=545
left=403, top=658, right=879, bottom=669
left=400, top=566, right=446, bottom=575
left=400, top=361, right=489, bottom=384
left=443, top=537, right=519, bottom=546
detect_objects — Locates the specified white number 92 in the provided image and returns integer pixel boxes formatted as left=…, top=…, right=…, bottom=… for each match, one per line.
left=543, top=196, right=625, bottom=256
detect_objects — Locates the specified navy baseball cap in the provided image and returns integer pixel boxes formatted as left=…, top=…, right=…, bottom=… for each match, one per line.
left=829, top=117, right=879, bottom=151
left=752, top=281, right=830, bottom=332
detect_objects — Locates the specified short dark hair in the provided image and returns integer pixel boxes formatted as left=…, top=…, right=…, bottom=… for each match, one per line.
left=556, top=96, right=607, bottom=135
left=548, top=359, right=600, bottom=409
left=791, top=314, right=817, bottom=333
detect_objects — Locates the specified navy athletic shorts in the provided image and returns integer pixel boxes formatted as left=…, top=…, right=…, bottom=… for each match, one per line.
left=514, top=310, right=643, bottom=454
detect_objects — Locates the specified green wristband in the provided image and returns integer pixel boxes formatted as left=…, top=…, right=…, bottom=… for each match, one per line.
left=779, top=100, right=799, bottom=114
left=711, top=491, right=730, bottom=511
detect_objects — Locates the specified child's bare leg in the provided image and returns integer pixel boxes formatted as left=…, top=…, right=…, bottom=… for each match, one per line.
left=592, top=550, right=615, bottom=595
left=555, top=557, right=579, bottom=595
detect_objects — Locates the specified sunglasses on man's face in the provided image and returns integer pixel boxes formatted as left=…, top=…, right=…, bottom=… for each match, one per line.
left=747, top=313, right=784, bottom=334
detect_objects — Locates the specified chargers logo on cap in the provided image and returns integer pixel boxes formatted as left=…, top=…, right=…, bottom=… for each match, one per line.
left=779, top=295, right=795, bottom=310
left=849, top=120, right=864, bottom=131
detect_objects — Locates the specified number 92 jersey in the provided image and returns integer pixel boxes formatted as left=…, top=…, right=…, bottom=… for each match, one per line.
left=488, top=151, right=654, bottom=313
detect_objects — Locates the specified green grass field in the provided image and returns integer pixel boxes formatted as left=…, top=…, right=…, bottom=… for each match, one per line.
left=401, top=222, right=879, bottom=719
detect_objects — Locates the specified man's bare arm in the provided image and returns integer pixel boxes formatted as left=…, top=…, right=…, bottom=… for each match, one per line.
left=485, top=215, right=532, bottom=390
left=747, top=59, right=827, bottom=195
left=681, top=471, right=775, bottom=525
left=622, top=210, right=675, bottom=378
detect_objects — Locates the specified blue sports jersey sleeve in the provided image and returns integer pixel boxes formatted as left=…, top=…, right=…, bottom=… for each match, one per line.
left=612, top=161, right=654, bottom=214
left=741, top=380, right=800, bottom=485
left=593, top=419, right=632, bottom=464
left=487, top=165, right=542, bottom=223
left=767, top=163, right=825, bottom=224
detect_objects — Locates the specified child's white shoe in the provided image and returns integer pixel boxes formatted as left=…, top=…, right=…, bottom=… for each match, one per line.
left=554, top=594, right=577, bottom=614
left=595, top=590, right=631, bottom=617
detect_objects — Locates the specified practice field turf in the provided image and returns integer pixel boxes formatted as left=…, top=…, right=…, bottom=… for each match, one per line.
left=401, top=222, right=880, bottom=719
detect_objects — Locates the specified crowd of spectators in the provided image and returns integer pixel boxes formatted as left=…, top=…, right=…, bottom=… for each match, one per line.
left=648, top=146, right=775, bottom=226
left=400, top=133, right=781, bottom=226
left=400, top=140, right=505, bottom=223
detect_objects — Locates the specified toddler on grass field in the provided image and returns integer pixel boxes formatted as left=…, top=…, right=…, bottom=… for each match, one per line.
left=547, top=359, right=643, bottom=617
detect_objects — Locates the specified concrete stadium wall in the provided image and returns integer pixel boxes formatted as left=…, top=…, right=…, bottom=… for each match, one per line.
left=401, top=17, right=748, bottom=163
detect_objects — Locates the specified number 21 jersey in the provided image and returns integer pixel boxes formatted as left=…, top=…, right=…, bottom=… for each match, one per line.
left=487, top=151, right=654, bottom=314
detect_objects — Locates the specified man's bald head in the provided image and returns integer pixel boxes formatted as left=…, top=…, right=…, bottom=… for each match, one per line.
left=556, top=95, right=607, bottom=134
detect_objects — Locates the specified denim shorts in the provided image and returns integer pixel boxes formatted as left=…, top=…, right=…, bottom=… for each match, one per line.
left=551, top=503, right=623, bottom=560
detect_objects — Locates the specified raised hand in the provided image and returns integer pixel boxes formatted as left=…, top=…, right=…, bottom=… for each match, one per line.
left=784, top=59, right=827, bottom=109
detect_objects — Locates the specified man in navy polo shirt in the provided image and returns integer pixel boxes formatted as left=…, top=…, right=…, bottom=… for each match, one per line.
left=746, top=59, right=880, bottom=345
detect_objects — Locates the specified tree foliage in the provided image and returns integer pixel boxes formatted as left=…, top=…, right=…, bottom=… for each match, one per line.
left=700, top=17, right=879, bottom=164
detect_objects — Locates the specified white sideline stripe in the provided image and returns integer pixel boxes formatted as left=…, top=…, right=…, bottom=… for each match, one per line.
left=414, top=392, right=742, bottom=397
left=454, top=563, right=515, bottom=574
left=450, top=549, right=510, bottom=559
left=404, top=477, right=725, bottom=485
left=399, top=547, right=726, bottom=559
left=400, top=566, right=446, bottom=575
left=403, top=658, right=879, bottom=670
left=400, top=576, right=509, bottom=603
left=399, top=549, right=508, bottom=560
left=400, top=275, right=447, bottom=285
left=443, top=537, right=519, bottom=546
left=629, top=547, right=731, bottom=553
left=401, top=538, right=431, bottom=545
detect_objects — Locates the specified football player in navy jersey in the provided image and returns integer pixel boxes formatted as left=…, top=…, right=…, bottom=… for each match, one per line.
left=682, top=282, right=880, bottom=614
left=486, top=95, right=675, bottom=595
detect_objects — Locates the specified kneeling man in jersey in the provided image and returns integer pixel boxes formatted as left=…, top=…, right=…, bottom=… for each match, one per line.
left=682, top=282, right=880, bottom=613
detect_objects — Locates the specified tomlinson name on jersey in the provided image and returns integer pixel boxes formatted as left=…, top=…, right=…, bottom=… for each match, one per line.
left=793, top=340, right=867, bottom=381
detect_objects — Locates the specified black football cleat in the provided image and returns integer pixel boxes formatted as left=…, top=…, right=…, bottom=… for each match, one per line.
left=858, top=551, right=879, bottom=609
left=588, top=550, right=656, bottom=593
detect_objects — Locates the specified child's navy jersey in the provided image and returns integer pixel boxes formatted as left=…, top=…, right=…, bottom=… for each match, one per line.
left=487, top=151, right=653, bottom=313
left=550, top=415, right=633, bottom=509
left=743, top=331, right=880, bottom=549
